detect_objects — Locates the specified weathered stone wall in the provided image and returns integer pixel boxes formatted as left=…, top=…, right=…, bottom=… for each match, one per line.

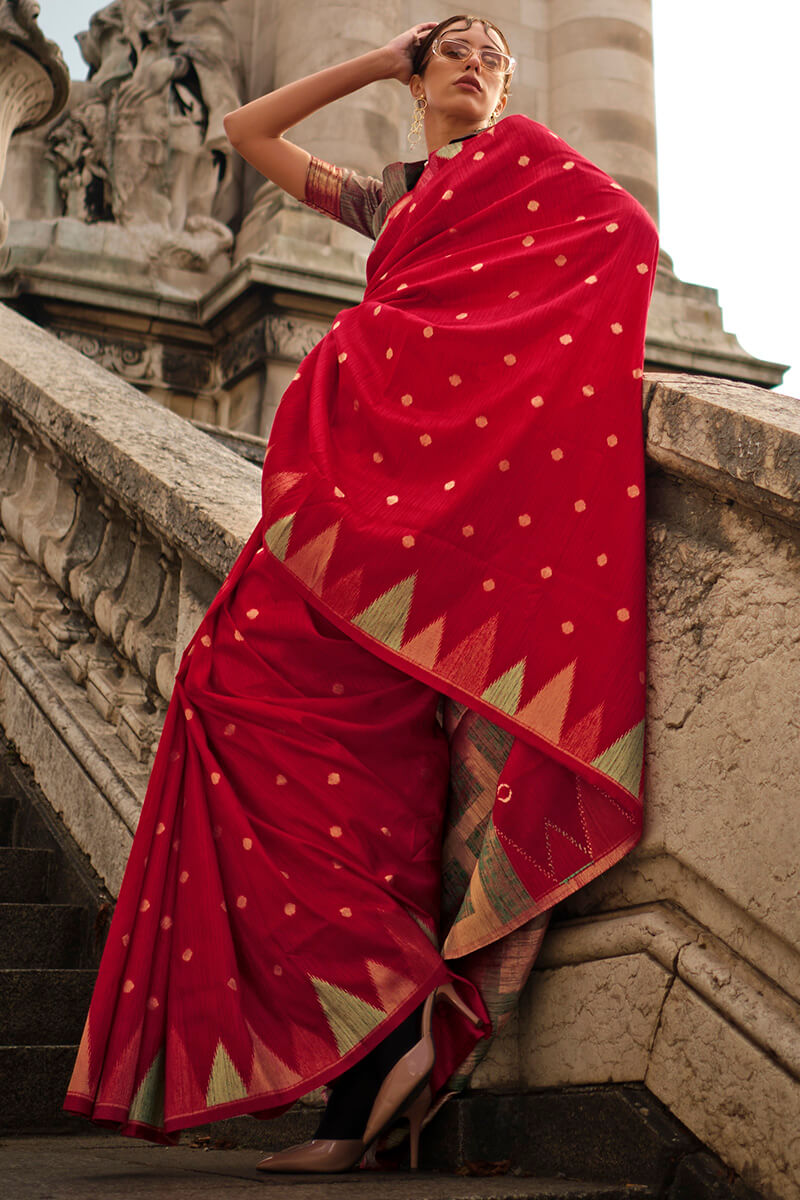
left=0, top=309, right=797, bottom=1194
left=475, top=374, right=800, bottom=1199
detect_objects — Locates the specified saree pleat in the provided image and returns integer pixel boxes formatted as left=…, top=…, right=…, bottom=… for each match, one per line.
left=65, top=528, right=489, bottom=1139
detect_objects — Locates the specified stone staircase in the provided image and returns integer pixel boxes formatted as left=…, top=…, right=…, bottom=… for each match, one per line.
left=0, top=736, right=763, bottom=1197
left=0, top=740, right=108, bottom=1134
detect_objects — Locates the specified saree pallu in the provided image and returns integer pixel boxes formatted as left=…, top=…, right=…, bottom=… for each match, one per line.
left=65, top=114, right=658, bottom=1141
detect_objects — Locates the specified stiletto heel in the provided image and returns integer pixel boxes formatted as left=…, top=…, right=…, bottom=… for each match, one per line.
left=256, top=979, right=485, bottom=1173
left=405, top=1085, right=431, bottom=1170
left=362, top=980, right=483, bottom=1149
left=434, top=979, right=484, bottom=1028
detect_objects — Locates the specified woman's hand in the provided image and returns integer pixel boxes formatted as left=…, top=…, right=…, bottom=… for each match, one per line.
left=381, top=23, right=438, bottom=84
left=223, top=25, right=438, bottom=201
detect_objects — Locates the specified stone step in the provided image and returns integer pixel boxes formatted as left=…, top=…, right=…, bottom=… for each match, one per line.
left=0, top=846, right=53, bottom=902
left=0, top=1130, right=663, bottom=1200
left=0, top=903, right=86, bottom=968
left=0, top=792, right=17, bottom=844
left=0, top=1044, right=80, bottom=1133
left=0, top=969, right=96, bottom=1044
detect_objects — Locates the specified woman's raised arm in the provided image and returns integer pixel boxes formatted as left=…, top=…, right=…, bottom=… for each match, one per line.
left=222, top=24, right=435, bottom=201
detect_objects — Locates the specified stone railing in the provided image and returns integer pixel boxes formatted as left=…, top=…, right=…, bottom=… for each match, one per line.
left=0, top=302, right=260, bottom=890
left=0, top=299, right=797, bottom=1197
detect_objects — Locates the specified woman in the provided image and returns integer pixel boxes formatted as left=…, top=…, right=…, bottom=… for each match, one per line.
left=64, top=14, right=659, bottom=1174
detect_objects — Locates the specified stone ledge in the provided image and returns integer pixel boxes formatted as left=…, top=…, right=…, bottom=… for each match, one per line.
left=0, top=600, right=145, bottom=892
left=536, top=903, right=800, bottom=1084
left=644, top=373, right=800, bottom=525
left=0, top=303, right=260, bottom=581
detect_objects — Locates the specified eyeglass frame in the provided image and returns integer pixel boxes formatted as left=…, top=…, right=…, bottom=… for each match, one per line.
left=430, top=35, right=516, bottom=78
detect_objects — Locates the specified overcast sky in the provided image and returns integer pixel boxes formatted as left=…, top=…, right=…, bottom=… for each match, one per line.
left=36, top=0, right=798, bottom=398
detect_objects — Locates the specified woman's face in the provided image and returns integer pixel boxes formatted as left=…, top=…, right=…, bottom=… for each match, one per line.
left=411, top=20, right=509, bottom=126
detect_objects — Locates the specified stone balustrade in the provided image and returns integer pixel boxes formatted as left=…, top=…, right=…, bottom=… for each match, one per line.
left=0, top=301, right=260, bottom=889
left=0, top=298, right=797, bottom=1196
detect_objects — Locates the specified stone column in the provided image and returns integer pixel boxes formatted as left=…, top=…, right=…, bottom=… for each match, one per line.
left=0, top=0, right=69, bottom=245
left=235, top=0, right=407, bottom=265
left=547, top=0, right=658, bottom=224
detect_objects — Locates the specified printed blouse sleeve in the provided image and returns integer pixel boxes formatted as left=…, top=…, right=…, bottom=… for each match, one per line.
left=304, top=155, right=383, bottom=241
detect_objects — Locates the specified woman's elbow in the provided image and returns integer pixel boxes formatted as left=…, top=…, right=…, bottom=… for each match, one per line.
left=223, top=111, right=242, bottom=146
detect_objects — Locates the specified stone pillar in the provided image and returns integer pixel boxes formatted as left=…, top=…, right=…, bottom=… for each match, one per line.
left=547, top=0, right=658, bottom=224
left=235, top=0, right=406, bottom=264
left=0, top=0, right=69, bottom=245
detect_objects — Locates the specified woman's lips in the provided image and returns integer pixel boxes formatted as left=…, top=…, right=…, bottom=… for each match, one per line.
left=455, top=76, right=482, bottom=93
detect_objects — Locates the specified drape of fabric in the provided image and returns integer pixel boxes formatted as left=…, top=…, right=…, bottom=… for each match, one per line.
left=64, top=533, right=489, bottom=1140
left=64, top=114, right=658, bottom=1143
left=265, top=113, right=658, bottom=940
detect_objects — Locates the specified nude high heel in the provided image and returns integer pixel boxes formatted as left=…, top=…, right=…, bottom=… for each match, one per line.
left=361, top=980, right=483, bottom=1163
left=256, top=1137, right=365, bottom=1172
left=256, top=981, right=482, bottom=1174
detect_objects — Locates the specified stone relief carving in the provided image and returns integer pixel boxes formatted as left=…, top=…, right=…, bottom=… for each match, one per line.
left=56, top=330, right=158, bottom=383
left=48, top=0, right=241, bottom=271
left=0, top=0, right=69, bottom=244
left=221, top=315, right=329, bottom=385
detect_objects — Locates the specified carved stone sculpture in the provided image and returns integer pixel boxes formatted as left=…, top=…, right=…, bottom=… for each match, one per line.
left=48, top=0, right=241, bottom=270
left=0, top=0, right=69, bottom=245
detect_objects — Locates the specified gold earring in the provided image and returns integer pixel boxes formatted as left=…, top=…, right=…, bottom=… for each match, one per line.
left=408, top=96, right=427, bottom=148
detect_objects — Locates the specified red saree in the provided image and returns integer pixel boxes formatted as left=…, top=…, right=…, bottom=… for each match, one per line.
left=64, top=114, right=658, bottom=1142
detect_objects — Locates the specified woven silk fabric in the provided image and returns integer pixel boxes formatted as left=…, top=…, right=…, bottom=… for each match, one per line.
left=65, top=536, right=488, bottom=1140
left=64, top=115, right=658, bottom=1142
left=261, top=115, right=659, bottom=915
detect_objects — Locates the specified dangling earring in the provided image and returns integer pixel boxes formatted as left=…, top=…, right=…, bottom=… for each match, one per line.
left=408, top=96, right=427, bottom=148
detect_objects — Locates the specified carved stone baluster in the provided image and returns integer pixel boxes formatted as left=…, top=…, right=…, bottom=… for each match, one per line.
left=0, top=412, right=17, bottom=487
left=19, top=450, right=78, bottom=569
left=0, top=432, right=38, bottom=545
left=0, top=534, right=39, bottom=602
left=176, top=552, right=220, bottom=663
left=69, top=499, right=132, bottom=621
left=94, top=520, right=164, bottom=659
left=125, top=543, right=179, bottom=700
left=43, top=475, right=107, bottom=594
left=0, top=421, right=32, bottom=512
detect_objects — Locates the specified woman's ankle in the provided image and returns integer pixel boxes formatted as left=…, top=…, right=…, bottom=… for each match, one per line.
left=313, top=1001, right=424, bottom=1140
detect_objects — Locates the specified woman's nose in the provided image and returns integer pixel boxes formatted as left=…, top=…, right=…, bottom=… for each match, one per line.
left=464, top=48, right=482, bottom=69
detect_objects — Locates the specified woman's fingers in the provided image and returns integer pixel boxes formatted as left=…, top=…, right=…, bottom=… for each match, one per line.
left=383, top=22, right=438, bottom=82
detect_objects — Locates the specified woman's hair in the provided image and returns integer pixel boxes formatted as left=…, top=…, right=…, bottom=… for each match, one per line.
left=411, top=14, right=514, bottom=93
